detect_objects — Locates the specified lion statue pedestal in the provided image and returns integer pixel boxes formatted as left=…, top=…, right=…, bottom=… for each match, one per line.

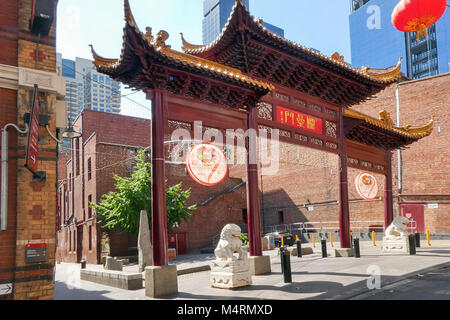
left=382, top=216, right=411, bottom=253
left=210, top=224, right=252, bottom=289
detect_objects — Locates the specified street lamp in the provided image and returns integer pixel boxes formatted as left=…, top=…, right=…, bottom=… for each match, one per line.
left=46, top=124, right=82, bottom=143
left=61, top=126, right=82, bottom=140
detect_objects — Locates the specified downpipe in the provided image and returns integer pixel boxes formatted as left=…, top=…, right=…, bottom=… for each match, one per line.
left=1, top=123, right=29, bottom=231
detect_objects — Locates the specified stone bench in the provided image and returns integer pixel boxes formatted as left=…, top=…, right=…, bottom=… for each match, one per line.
left=80, top=269, right=143, bottom=290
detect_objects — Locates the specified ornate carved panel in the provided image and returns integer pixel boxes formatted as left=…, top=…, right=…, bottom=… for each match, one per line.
left=168, top=120, right=192, bottom=130
left=294, top=133, right=308, bottom=143
left=310, top=104, right=322, bottom=113
left=279, top=129, right=291, bottom=138
left=326, top=141, right=338, bottom=150
left=325, top=108, right=338, bottom=118
left=293, top=97, right=306, bottom=108
left=348, top=157, right=359, bottom=166
left=275, top=92, right=290, bottom=102
left=325, top=121, right=337, bottom=138
left=310, top=137, right=323, bottom=147
left=257, top=102, right=273, bottom=120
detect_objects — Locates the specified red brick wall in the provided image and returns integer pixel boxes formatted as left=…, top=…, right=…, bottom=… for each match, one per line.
left=260, top=142, right=386, bottom=231
left=0, top=0, right=18, bottom=66
left=353, top=73, right=450, bottom=234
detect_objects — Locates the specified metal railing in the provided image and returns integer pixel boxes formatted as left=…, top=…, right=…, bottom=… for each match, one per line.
left=264, top=220, right=385, bottom=234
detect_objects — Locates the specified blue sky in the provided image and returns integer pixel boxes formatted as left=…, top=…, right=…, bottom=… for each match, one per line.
left=57, top=0, right=351, bottom=119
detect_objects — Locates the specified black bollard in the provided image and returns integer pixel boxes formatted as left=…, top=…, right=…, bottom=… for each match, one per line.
left=296, top=240, right=302, bottom=258
left=353, top=238, right=361, bottom=258
left=415, top=233, right=421, bottom=248
left=81, top=259, right=86, bottom=269
left=280, top=247, right=285, bottom=274
left=280, top=248, right=292, bottom=283
left=321, top=239, right=327, bottom=258
left=408, top=234, right=416, bottom=255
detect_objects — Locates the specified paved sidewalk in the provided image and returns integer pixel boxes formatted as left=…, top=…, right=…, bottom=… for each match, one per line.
left=55, top=241, right=450, bottom=300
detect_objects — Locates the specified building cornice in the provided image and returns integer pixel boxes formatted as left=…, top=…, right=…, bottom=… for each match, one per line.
left=0, top=63, right=66, bottom=97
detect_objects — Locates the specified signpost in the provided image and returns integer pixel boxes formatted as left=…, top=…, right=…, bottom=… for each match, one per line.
left=24, top=84, right=41, bottom=177
left=0, top=283, right=13, bottom=296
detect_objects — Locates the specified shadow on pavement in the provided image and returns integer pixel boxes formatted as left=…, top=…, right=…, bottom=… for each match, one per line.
left=54, top=281, right=113, bottom=300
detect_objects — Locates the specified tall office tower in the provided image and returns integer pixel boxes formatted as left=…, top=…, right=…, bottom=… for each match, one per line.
left=57, top=54, right=122, bottom=124
left=349, top=0, right=450, bottom=79
left=202, top=0, right=284, bottom=45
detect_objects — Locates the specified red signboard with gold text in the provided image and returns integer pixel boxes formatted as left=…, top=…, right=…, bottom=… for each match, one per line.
left=276, top=106, right=323, bottom=134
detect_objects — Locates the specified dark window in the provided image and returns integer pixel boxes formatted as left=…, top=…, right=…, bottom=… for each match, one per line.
left=89, top=226, right=92, bottom=251
left=75, top=139, right=80, bottom=176
left=242, top=209, right=248, bottom=224
left=87, top=158, right=92, bottom=181
left=278, top=211, right=284, bottom=225
left=88, top=195, right=93, bottom=219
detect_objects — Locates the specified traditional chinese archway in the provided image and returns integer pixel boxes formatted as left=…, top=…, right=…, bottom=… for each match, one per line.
left=91, top=0, right=433, bottom=274
left=180, top=0, right=433, bottom=250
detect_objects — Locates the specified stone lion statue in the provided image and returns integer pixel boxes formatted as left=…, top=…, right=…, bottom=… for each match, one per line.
left=385, top=216, right=410, bottom=240
left=215, top=224, right=247, bottom=262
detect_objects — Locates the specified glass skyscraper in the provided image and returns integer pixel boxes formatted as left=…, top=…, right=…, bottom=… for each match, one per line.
left=349, top=0, right=450, bottom=79
left=202, top=0, right=284, bottom=45
left=57, top=54, right=122, bottom=124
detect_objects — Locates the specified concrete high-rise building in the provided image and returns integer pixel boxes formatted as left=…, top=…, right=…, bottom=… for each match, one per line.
left=202, top=0, right=284, bottom=45
left=56, top=54, right=122, bottom=125
left=349, top=0, right=450, bottom=79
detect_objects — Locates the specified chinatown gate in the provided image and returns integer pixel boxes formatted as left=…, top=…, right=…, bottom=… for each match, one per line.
left=91, top=0, right=433, bottom=296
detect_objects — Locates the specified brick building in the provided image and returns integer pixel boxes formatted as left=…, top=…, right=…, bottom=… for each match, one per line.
left=354, top=73, right=450, bottom=234
left=0, top=0, right=65, bottom=300
left=56, top=110, right=249, bottom=264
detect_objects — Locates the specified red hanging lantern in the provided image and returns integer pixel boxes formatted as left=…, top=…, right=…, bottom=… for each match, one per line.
left=392, top=0, right=448, bottom=40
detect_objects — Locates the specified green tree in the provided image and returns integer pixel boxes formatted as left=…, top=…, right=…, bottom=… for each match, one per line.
left=91, top=150, right=196, bottom=235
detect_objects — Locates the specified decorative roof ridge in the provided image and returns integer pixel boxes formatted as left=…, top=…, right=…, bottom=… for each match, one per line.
left=180, top=33, right=205, bottom=51
left=91, top=0, right=274, bottom=91
left=181, top=0, right=402, bottom=84
left=345, top=108, right=434, bottom=139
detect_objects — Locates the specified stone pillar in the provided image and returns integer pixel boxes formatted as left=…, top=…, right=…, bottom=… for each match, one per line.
left=148, top=90, right=168, bottom=267
left=338, top=107, right=351, bottom=249
left=138, top=210, right=152, bottom=272
left=384, top=151, right=394, bottom=229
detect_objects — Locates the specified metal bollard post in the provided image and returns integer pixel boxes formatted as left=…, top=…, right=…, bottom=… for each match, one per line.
left=372, top=231, right=376, bottom=247
left=321, top=239, right=327, bottom=258
left=312, top=234, right=316, bottom=248
left=415, top=233, right=421, bottom=248
left=81, top=259, right=86, bottom=269
left=408, top=234, right=416, bottom=255
left=426, top=230, right=431, bottom=246
left=353, top=238, right=360, bottom=258
left=296, top=239, right=302, bottom=258
left=330, top=233, right=334, bottom=247
left=280, top=247, right=292, bottom=283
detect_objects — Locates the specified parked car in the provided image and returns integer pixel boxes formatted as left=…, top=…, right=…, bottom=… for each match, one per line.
left=265, top=232, right=295, bottom=247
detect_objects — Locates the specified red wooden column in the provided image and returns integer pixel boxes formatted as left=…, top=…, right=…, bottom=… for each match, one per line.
left=148, top=89, right=168, bottom=266
left=246, top=106, right=262, bottom=257
left=384, top=151, right=394, bottom=229
left=338, top=106, right=351, bottom=248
